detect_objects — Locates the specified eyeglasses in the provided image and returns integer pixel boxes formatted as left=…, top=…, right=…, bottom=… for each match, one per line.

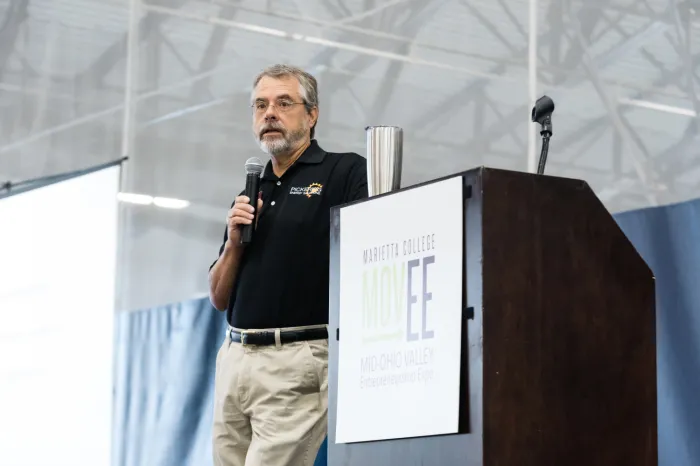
left=251, top=99, right=306, bottom=115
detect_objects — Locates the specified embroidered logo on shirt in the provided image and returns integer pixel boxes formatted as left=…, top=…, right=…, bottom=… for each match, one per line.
left=290, top=183, right=323, bottom=198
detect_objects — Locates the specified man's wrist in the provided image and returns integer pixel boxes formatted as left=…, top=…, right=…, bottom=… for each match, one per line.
left=224, top=238, right=243, bottom=255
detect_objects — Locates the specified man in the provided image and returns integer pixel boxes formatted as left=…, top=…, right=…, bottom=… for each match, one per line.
left=208, top=64, right=368, bottom=466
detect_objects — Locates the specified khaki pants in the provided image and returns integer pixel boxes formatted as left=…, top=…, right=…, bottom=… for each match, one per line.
left=212, top=326, right=328, bottom=466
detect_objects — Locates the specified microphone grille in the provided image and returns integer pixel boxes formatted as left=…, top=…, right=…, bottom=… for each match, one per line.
left=245, top=157, right=264, bottom=175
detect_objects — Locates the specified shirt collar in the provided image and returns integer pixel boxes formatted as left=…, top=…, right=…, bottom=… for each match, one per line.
left=297, top=139, right=326, bottom=164
left=261, top=139, right=326, bottom=180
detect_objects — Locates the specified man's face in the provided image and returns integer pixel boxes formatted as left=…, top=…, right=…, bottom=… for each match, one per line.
left=252, top=76, right=316, bottom=156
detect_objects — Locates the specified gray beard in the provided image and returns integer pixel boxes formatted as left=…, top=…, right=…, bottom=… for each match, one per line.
left=256, top=123, right=309, bottom=156
left=259, top=136, right=291, bottom=156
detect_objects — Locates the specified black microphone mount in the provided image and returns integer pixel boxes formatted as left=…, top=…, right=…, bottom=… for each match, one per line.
left=531, top=95, right=555, bottom=175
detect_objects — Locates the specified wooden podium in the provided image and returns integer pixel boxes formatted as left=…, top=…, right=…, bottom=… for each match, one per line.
left=327, top=167, right=657, bottom=466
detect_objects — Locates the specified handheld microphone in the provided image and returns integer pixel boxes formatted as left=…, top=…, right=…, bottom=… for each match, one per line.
left=240, top=157, right=264, bottom=245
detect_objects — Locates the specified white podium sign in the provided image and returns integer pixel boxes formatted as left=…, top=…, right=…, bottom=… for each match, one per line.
left=335, top=176, right=465, bottom=444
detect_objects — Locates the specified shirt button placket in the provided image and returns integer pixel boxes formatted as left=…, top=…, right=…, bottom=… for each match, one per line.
left=271, top=180, right=281, bottom=206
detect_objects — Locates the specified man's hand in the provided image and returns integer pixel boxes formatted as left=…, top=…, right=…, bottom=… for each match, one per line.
left=226, top=195, right=264, bottom=248
left=209, top=194, right=263, bottom=311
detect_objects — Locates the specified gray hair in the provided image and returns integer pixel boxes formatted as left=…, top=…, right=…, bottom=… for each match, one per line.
left=251, top=64, right=319, bottom=138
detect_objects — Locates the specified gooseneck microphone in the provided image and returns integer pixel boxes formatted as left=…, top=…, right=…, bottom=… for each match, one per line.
left=240, top=157, right=264, bottom=245
left=531, top=95, right=555, bottom=175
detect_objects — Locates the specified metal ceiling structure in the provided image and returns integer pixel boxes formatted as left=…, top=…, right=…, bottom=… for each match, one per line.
left=1, top=0, right=699, bottom=311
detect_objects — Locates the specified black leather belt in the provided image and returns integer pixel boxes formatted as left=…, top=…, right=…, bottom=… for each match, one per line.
left=229, top=327, right=328, bottom=346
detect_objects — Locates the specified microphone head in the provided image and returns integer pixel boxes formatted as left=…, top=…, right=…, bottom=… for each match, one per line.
left=245, top=157, right=264, bottom=175
left=531, top=95, right=555, bottom=123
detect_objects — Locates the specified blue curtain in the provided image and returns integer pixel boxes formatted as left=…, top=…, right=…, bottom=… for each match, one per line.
left=112, top=298, right=228, bottom=466
left=615, top=199, right=700, bottom=466
left=113, top=197, right=700, bottom=466
left=112, top=298, right=327, bottom=466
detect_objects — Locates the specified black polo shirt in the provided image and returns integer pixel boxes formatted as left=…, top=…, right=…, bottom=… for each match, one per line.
left=211, top=140, right=368, bottom=329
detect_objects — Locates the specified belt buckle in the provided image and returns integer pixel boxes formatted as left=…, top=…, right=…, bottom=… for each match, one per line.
left=236, top=329, right=276, bottom=346
left=239, top=330, right=268, bottom=345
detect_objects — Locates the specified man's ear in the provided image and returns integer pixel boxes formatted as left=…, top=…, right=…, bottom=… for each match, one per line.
left=309, top=106, right=319, bottom=128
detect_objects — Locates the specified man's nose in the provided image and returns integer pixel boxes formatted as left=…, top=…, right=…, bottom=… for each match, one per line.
left=263, top=105, right=278, bottom=120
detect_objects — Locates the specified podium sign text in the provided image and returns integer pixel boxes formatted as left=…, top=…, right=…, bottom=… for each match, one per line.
left=335, top=176, right=465, bottom=444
